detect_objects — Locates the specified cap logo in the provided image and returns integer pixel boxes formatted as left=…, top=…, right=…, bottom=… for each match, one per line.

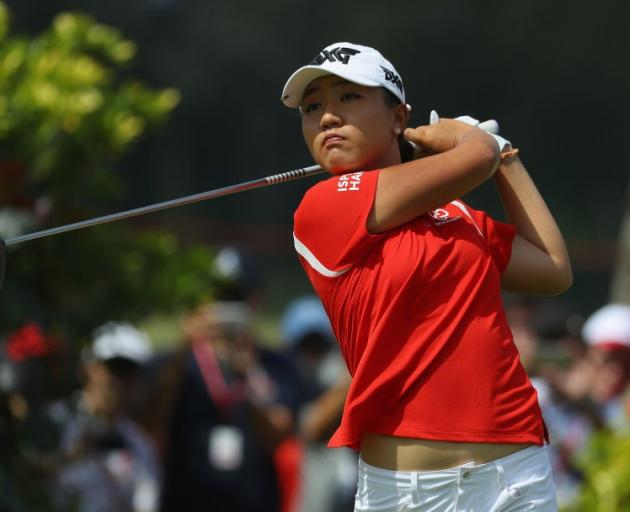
left=380, top=66, right=403, bottom=93
left=310, top=47, right=361, bottom=66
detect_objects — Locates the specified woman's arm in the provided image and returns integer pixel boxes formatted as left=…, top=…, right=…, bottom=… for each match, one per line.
left=496, top=154, right=573, bottom=295
left=368, top=120, right=500, bottom=233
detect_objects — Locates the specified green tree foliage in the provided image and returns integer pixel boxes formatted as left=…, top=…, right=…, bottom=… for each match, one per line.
left=567, top=429, right=630, bottom=511
left=0, top=2, right=216, bottom=338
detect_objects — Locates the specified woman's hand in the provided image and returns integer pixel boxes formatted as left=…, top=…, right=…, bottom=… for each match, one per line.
left=368, top=119, right=500, bottom=233
left=403, top=118, right=483, bottom=156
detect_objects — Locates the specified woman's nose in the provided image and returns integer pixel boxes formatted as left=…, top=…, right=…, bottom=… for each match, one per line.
left=320, top=109, right=342, bottom=131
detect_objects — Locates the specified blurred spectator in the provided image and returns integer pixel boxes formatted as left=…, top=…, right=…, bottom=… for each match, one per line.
left=505, top=297, right=539, bottom=373
left=53, top=322, right=161, bottom=512
left=533, top=302, right=630, bottom=507
left=141, top=247, right=300, bottom=512
left=280, top=296, right=355, bottom=512
left=505, top=298, right=592, bottom=508
left=581, top=303, right=630, bottom=430
left=0, top=321, right=72, bottom=511
left=534, top=299, right=587, bottom=363
left=211, top=245, right=264, bottom=306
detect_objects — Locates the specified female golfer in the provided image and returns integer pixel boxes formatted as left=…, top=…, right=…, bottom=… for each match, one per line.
left=281, top=42, right=571, bottom=511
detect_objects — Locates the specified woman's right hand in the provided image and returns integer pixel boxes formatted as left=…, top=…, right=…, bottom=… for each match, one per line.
left=403, top=118, right=484, bottom=156
left=368, top=117, right=500, bottom=233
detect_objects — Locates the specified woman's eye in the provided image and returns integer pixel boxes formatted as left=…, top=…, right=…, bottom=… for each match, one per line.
left=341, top=92, right=360, bottom=101
left=302, top=102, right=320, bottom=113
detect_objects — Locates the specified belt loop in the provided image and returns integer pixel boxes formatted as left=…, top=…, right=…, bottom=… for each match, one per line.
left=495, top=459, right=506, bottom=490
left=410, top=471, right=420, bottom=505
left=454, top=468, right=463, bottom=509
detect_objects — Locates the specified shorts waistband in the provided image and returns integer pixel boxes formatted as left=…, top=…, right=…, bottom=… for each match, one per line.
left=355, top=444, right=555, bottom=510
left=358, top=444, right=545, bottom=480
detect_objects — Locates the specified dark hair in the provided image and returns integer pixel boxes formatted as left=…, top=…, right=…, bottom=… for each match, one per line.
left=381, top=89, right=414, bottom=163
left=381, top=88, right=401, bottom=109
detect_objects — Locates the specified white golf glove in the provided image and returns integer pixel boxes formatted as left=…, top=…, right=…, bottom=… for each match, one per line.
left=430, top=110, right=511, bottom=151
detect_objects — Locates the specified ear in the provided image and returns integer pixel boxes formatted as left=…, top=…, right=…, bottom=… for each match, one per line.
left=393, top=103, right=410, bottom=135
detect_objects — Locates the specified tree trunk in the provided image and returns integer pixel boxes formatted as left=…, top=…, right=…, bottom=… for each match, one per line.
left=611, top=178, right=630, bottom=304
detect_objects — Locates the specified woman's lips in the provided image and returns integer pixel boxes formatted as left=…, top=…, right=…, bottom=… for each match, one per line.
left=323, top=132, right=345, bottom=148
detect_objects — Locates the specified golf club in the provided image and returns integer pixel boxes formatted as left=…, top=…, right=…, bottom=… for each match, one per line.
left=0, top=118, right=500, bottom=289
left=0, top=164, right=325, bottom=289
left=3, top=164, right=325, bottom=247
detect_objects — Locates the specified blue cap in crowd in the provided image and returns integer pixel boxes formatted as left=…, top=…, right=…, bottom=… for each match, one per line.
left=280, top=295, right=335, bottom=347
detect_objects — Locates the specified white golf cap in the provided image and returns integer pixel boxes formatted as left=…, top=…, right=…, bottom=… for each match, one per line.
left=582, top=303, right=630, bottom=349
left=91, top=321, right=152, bottom=364
left=281, top=42, right=405, bottom=108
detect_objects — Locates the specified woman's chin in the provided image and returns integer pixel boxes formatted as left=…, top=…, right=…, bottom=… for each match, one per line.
left=323, top=156, right=361, bottom=175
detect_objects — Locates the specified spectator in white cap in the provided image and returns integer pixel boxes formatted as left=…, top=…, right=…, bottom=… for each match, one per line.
left=582, top=303, right=630, bottom=350
left=91, top=322, right=152, bottom=364
left=53, top=322, right=161, bottom=512
left=82, top=322, right=153, bottom=421
left=581, top=303, right=630, bottom=429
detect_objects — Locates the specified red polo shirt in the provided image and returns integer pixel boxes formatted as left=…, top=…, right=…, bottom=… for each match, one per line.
left=293, top=169, right=546, bottom=450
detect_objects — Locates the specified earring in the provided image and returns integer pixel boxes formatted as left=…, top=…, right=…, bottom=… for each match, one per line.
left=394, top=128, right=402, bottom=135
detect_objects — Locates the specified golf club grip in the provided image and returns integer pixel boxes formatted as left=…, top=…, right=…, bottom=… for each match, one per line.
left=265, top=165, right=324, bottom=184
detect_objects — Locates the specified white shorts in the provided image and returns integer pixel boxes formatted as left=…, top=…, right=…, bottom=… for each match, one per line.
left=355, top=445, right=557, bottom=511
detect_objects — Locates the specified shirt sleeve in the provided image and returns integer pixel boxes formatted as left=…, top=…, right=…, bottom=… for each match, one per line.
left=293, top=170, right=383, bottom=276
left=462, top=202, right=516, bottom=273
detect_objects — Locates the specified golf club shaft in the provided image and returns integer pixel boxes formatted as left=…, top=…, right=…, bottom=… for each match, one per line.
left=2, top=120, right=500, bottom=247
left=4, top=164, right=324, bottom=246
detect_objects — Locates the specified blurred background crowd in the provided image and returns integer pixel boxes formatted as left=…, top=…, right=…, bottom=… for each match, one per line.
left=0, top=246, right=357, bottom=512
left=1, top=0, right=630, bottom=511
left=2, top=245, right=630, bottom=512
